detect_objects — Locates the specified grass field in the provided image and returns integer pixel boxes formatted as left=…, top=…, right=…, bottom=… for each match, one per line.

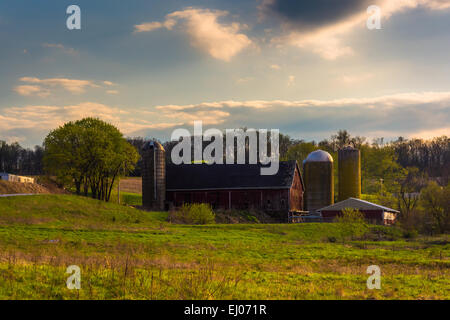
left=0, top=194, right=448, bottom=300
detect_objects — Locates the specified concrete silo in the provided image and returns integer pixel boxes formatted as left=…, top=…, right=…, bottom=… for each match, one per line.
left=142, top=141, right=166, bottom=210
left=338, top=146, right=361, bottom=201
left=303, top=150, right=334, bottom=214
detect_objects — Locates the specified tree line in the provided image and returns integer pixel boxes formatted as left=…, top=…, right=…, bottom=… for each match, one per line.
left=3, top=129, right=448, bottom=186
left=0, top=141, right=44, bottom=175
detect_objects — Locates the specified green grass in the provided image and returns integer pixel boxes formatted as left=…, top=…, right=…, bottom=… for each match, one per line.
left=108, top=191, right=142, bottom=206
left=0, top=194, right=448, bottom=299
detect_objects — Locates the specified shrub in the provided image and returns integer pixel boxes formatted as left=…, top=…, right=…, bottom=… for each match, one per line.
left=327, top=236, right=337, bottom=243
left=335, top=208, right=366, bottom=224
left=169, top=203, right=215, bottom=225
left=402, top=228, right=419, bottom=239
left=335, top=208, right=368, bottom=241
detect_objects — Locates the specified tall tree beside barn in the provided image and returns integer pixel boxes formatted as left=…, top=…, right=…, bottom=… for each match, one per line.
left=43, top=118, right=139, bottom=201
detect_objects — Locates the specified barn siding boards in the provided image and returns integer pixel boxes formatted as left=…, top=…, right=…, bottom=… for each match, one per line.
left=289, top=166, right=304, bottom=212
left=164, top=161, right=304, bottom=222
left=167, top=189, right=291, bottom=221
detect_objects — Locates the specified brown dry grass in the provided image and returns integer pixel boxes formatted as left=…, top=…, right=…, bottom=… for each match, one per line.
left=0, top=180, right=51, bottom=195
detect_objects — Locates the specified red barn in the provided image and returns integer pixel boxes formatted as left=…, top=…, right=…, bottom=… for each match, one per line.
left=165, top=161, right=304, bottom=222
left=317, top=197, right=399, bottom=225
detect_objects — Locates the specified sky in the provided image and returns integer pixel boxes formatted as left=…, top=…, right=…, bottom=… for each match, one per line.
left=0, top=0, right=449, bottom=147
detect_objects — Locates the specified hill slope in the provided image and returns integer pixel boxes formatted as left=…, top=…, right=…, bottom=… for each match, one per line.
left=0, top=194, right=448, bottom=299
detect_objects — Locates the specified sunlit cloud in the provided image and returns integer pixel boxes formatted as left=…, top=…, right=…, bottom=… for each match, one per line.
left=1, top=91, right=449, bottom=146
left=14, top=85, right=50, bottom=98
left=14, top=77, right=119, bottom=97
left=264, top=0, right=450, bottom=59
left=0, top=102, right=189, bottom=145
left=134, top=7, right=252, bottom=61
left=18, top=77, right=99, bottom=94
left=149, top=91, right=450, bottom=140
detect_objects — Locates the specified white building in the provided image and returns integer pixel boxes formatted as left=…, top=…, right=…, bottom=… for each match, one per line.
left=0, top=173, right=35, bottom=184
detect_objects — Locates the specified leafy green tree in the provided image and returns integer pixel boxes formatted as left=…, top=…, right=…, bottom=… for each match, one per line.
left=330, top=130, right=351, bottom=151
left=43, top=118, right=139, bottom=202
left=421, top=182, right=450, bottom=234
left=360, top=144, right=404, bottom=194
left=395, top=167, right=427, bottom=226
left=283, top=142, right=318, bottom=166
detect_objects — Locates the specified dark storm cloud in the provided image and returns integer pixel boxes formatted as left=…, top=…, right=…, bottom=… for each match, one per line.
left=261, top=0, right=374, bottom=30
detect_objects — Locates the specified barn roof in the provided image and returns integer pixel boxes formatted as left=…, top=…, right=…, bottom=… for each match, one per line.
left=317, top=197, right=400, bottom=213
left=166, top=160, right=301, bottom=191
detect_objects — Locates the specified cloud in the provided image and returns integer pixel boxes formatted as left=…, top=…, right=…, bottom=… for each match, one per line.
left=265, top=0, right=450, bottom=59
left=155, top=102, right=230, bottom=125
left=2, top=103, right=121, bottom=129
left=164, top=110, right=230, bottom=125
left=2, top=91, right=449, bottom=146
left=133, top=20, right=176, bottom=32
left=19, top=77, right=99, bottom=94
left=14, top=85, right=50, bottom=98
left=42, top=43, right=78, bottom=55
left=14, top=77, right=118, bottom=97
left=134, top=21, right=164, bottom=32
left=261, top=0, right=373, bottom=30
left=0, top=102, right=187, bottom=146
left=134, top=8, right=252, bottom=61
left=151, top=91, right=450, bottom=139
left=155, top=92, right=450, bottom=111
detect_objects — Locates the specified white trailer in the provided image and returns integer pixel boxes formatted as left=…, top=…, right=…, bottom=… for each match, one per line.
left=0, top=173, right=35, bottom=184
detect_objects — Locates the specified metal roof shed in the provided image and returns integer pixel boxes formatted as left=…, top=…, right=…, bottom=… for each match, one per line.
left=317, top=197, right=399, bottom=225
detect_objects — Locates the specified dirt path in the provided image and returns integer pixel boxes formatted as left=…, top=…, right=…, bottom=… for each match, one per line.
left=0, top=193, right=37, bottom=197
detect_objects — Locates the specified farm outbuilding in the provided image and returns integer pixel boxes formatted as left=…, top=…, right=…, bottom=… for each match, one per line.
left=164, top=161, right=305, bottom=222
left=0, top=173, right=35, bottom=184
left=317, top=197, right=399, bottom=225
